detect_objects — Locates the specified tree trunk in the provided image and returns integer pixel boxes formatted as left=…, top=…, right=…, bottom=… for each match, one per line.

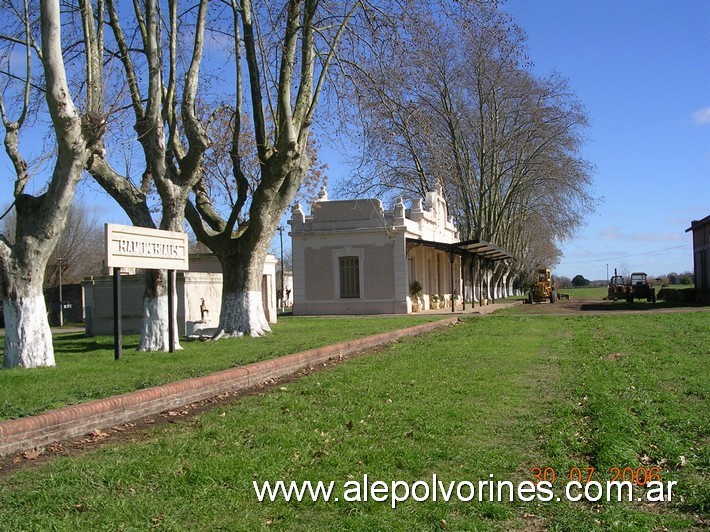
left=137, top=270, right=182, bottom=351
left=0, top=0, right=94, bottom=367
left=2, top=278, right=54, bottom=369
left=212, top=246, right=270, bottom=338
left=2, top=251, right=54, bottom=368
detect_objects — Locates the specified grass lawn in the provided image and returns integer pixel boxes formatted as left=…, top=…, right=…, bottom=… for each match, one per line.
left=0, top=315, right=444, bottom=421
left=557, top=285, right=693, bottom=300
left=557, top=286, right=608, bottom=298
left=0, top=312, right=707, bottom=530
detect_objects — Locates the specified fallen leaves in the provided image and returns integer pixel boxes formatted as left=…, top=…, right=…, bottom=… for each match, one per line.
left=21, top=448, right=41, bottom=460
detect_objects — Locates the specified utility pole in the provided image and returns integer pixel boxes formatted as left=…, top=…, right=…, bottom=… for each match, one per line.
left=277, top=225, right=285, bottom=313
left=58, top=257, right=64, bottom=327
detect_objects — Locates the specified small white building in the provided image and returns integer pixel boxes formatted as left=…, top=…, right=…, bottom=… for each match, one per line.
left=289, top=186, right=510, bottom=315
left=83, top=253, right=278, bottom=336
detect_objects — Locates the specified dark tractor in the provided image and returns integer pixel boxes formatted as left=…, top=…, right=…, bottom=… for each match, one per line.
left=626, top=272, right=656, bottom=303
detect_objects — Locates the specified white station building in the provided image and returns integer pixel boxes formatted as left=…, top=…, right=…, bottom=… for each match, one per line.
left=289, top=186, right=511, bottom=315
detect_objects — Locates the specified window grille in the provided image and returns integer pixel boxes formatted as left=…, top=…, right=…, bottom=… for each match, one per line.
left=339, top=256, right=360, bottom=298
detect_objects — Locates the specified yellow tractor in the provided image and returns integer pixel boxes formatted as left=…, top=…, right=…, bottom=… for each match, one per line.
left=527, top=268, right=552, bottom=303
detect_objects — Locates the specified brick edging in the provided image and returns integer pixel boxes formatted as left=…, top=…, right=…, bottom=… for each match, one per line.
left=0, top=317, right=459, bottom=457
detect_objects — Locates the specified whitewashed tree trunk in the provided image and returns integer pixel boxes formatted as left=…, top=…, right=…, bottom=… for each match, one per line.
left=138, top=294, right=168, bottom=351
left=2, top=291, right=54, bottom=368
left=473, top=263, right=481, bottom=303
left=0, top=1, right=92, bottom=368
left=212, top=250, right=271, bottom=338
left=0, top=230, right=59, bottom=369
left=217, top=291, right=271, bottom=338
left=87, top=1, right=209, bottom=352
left=137, top=270, right=182, bottom=351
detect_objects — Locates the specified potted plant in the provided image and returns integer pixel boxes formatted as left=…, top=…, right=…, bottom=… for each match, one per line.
left=438, top=294, right=445, bottom=308
left=409, top=281, right=423, bottom=312
left=430, top=293, right=439, bottom=310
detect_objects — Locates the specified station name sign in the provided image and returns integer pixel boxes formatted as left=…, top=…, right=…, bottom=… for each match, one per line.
left=105, top=223, right=189, bottom=271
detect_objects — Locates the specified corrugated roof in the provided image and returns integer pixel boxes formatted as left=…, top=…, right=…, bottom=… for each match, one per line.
left=406, top=238, right=513, bottom=261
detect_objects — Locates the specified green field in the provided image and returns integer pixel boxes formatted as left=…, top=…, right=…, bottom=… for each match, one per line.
left=556, top=285, right=608, bottom=298
left=556, top=284, right=693, bottom=300
left=0, top=315, right=444, bottom=421
left=0, top=311, right=707, bottom=530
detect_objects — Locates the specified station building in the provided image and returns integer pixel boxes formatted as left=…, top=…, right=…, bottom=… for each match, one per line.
left=289, top=186, right=511, bottom=315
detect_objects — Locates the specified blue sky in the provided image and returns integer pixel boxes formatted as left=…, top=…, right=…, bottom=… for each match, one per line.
left=499, top=0, right=710, bottom=280
left=314, top=0, right=709, bottom=280
left=3, top=1, right=707, bottom=282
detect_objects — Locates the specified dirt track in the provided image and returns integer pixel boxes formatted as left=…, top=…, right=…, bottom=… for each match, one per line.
left=514, top=297, right=709, bottom=316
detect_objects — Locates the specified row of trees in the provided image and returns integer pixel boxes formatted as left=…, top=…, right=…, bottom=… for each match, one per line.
left=0, top=0, right=594, bottom=368
left=0, top=0, right=372, bottom=367
left=341, top=6, right=595, bottom=291
left=555, top=271, right=695, bottom=289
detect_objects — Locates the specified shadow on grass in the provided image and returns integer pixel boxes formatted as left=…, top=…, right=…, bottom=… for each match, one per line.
left=53, top=334, right=140, bottom=354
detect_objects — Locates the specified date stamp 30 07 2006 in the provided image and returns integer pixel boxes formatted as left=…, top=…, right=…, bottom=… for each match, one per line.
left=529, top=466, right=677, bottom=503
left=531, top=466, right=664, bottom=486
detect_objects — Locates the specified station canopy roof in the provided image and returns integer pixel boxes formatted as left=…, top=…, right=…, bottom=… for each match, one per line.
left=406, top=237, right=513, bottom=262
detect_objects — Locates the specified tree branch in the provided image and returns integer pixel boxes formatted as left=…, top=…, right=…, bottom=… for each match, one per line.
left=192, top=178, right=227, bottom=233
left=240, top=0, right=268, bottom=161
left=178, top=0, right=211, bottom=186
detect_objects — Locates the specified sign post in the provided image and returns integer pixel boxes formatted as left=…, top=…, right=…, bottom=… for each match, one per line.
left=113, top=267, right=122, bottom=360
left=167, top=269, right=175, bottom=353
left=105, top=224, right=189, bottom=360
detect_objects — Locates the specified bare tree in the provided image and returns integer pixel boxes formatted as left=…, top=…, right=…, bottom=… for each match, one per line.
left=185, top=0, right=368, bottom=338
left=0, top=0, right=103, bottom=367
left=186, top=1, right=490, bottom=336
left=342, top=6, right=595, bottom=293
left=199, top=107, right=327, bottom=220
left=83, top=0, right=211, bottom=351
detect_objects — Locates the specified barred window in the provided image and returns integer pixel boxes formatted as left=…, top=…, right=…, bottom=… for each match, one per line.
left=339, top=256, right=360, bottom=298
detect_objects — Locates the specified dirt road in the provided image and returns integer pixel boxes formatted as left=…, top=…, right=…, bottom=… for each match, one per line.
left=513, top=297, right=709, bottom=316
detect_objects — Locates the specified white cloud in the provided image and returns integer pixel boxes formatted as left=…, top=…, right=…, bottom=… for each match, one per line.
left=692, top=107, right=710, bottom=125
left=598, top=226, right=684, bottom=242
left=598, top=226, right=624, bottom=240
left=630, top=232, right=684, bottom=242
